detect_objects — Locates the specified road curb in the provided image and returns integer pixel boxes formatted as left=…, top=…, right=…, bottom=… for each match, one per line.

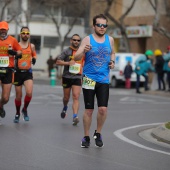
left=143, top=90, right=170, bottom=97
left=151, top=124, right=170, bottom=144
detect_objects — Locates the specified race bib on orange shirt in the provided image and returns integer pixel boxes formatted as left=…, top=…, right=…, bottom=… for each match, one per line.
left=0, top=56, right=9, bottom=67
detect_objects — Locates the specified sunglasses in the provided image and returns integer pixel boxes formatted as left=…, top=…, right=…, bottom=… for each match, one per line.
left=95, top=24, right=108, bottom=28
left=72, top=39, right=80, bottom=42
left=21, top=32, right=30, bottom=35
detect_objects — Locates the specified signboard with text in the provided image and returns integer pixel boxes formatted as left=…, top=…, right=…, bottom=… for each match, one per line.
left=108, top=25, right=153, bottom=38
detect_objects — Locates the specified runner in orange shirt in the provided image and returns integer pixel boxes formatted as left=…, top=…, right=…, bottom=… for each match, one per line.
left=0, top=21, right=22, bottom=120
left=13, top=26, right=37, bottom=123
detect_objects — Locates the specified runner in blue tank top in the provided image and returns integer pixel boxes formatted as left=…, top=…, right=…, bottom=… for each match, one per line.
left=83, top=34, right=111, bottom=84
left=75, top=14, right=115, bottom=148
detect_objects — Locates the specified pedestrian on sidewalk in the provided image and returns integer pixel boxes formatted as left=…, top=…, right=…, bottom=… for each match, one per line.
left=0, top=21, right=22, bottom=120
left=135, top=50, right=155, bottom=94
left=163, top=46, right=170, bottom=92
left=154, top=49, right=165, bottom=91
left=47, top=55, right=55, bottom=77
left=124, top=61, right=133, bottom=89
left=13, top=26, right=37, bottom=123
left=56, top=34, right=84, bottom=126
left=74, top=14, right=115, bottom=148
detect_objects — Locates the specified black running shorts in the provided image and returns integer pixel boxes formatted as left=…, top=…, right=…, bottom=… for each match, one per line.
left=14, top=71, right=33, bottom=86
left=0, top=69, right=13, bottom=84
left=62, top=77, right=82, bottom=88
left=82, top=82, right=109, bottom=109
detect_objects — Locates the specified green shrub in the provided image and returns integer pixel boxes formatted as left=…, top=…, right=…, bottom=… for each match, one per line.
left=165, top=122, right=170, bottom=129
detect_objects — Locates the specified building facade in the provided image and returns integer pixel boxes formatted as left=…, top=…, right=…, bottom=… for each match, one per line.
left=90, top=0, right=170, bottom=53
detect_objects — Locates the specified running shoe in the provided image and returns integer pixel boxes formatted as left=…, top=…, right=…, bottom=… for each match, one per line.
left=81, top=136, right=90, bottom=148
left=22, top=108, right=29, bottom=121
left=0, top=107, right=6, bottom=118
left=72, top=117, right=79, bottom=126
left=13, top=114, right=20, bottom=123
left=61, top=109, right=67, bottom=119
left=93, top=130, right=104, bottom=148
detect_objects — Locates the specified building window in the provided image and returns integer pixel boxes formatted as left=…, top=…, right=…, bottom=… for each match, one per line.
left=30, top=36, right=41, bottom=54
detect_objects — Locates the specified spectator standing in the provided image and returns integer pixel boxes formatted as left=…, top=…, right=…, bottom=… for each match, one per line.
left=13, top=26, right=37, bottom=123
left=124, top=61, right=133, bottom=89
left=163, top=46, right=170, bottom=91
left=74, top=14, right=115, bottom=148
left=56, top=34, right=84, bottom=126
left=135, top=50, right=155, bottom=94
left=0, top=21, right=22, bottom=119
left=154, top=49, right=165, bottom=91
left=47, top=55, right=55, bottom=77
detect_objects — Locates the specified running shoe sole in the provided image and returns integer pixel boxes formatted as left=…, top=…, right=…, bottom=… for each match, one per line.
left=72, top=117, right=79, bottom=126
left=61, top=111, right=67, bottom=119
left=0, top=109, right=6, bottom=118
left=22, top=109, right=29, bottom=121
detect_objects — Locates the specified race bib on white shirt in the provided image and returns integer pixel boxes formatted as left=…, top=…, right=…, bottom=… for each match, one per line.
left=82, top=76, right=96, bottom=90
left=69, top=63, right=81, bottom=74
left=0, top=56, right=9, bottom=67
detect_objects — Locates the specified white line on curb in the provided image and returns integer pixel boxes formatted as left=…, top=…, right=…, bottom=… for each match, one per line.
left=114, top=123, right=170, bottom=156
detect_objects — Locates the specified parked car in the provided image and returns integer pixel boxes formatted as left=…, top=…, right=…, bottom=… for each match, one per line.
left=109, top=53, right=145, bottom=87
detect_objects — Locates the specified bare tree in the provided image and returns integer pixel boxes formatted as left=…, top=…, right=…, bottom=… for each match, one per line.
left=0, top=0, right=17, bottom=22
left=39, top=0, right=88, bottom=78
left=104, top=0, right=137, bottom=52
left=149, top=0, right=170, bottom=40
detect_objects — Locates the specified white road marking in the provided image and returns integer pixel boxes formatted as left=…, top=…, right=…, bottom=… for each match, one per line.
left=114, top=123, right=170, bottom=156
left=119, top=97, right=170, bottom=104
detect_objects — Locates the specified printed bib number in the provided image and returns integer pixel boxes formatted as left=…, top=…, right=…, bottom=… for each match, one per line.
left=69, top=63, right=81, bottom=74
left=82, top=76, right=96, bottom=90
left=0, top=56, right=9, bottom=67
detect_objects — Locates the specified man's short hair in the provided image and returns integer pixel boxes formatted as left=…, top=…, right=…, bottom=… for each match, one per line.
left=93, top=14, right=108, bottom=26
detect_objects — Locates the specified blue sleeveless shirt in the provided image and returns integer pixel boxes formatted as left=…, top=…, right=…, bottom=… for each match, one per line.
left=83, top=34, right=112, bottom=84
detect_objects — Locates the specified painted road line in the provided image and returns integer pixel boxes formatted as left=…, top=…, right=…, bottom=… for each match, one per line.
left=114, top=123, right=170, bottom=156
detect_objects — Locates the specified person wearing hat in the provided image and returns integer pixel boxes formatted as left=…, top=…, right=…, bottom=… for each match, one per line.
left=135, top=50, right=155, bottom=93
left=154, top=49, right=165, bottom=91
left=0, top=21, right=22, bottom=120
left=163, top=46, right=170, bottom=91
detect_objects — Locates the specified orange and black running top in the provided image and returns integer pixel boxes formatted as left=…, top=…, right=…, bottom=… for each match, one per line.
left=0, top=35, right=21, bottom=68
left=17, top=43, right=37, bottom=70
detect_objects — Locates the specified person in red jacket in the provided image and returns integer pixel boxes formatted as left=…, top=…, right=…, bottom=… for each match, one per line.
left=0, top=21, right=22, bottom=120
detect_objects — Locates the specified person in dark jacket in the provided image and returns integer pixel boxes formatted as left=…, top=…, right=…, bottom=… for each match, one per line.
left=47, top=55, right=55, bottom=77
left=154, top=49, right=165, bottom=91
left=124, top=61, right=133, bottom=89
left=163, top=46, right=170, bottom=91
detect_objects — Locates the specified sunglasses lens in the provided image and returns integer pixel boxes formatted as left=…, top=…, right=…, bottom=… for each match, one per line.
left=21, top=32, right=30, bottom=35
left=72, top=39, right=80, bottom=42
left=96, top=24, right=107, bottom=28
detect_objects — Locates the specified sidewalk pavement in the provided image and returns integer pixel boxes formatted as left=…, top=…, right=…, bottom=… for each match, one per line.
left=151, top=124, right=170, bottom=144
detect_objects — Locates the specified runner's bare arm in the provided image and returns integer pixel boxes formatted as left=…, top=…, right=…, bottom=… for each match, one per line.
left=31, top=43, right=37, bottom=58
left=56, top=59, right=75, bottom=66
left=31, top=43, right=37, bottom=65
left=109, top=36, right=115, bottom=69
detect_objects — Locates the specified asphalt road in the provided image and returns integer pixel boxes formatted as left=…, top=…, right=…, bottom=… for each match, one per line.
left=0, top=82, right=170, bottom=170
